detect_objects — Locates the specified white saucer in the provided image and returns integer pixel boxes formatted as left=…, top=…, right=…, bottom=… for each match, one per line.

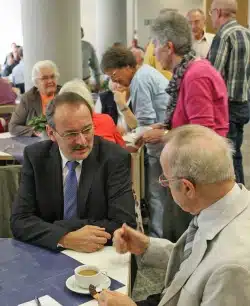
left=66, top=274, right=111, bottom=295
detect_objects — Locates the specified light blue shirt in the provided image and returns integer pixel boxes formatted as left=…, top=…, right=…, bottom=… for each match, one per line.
left=130, top=64, right=170, bottom=126
left=12, top=60, right=24, bottom=85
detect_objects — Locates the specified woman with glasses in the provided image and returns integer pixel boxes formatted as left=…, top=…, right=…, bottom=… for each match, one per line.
left=9, top=60, right=61, bottom=136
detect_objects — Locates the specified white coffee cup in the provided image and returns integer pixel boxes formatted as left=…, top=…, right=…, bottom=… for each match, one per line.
left=74, top=265, right=103, bottom=289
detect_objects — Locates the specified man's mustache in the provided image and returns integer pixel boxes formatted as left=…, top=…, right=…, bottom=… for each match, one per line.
left=72, top=144, right=89, bottom=151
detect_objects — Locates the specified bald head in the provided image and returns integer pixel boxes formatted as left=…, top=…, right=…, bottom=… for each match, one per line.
left=160, top=125, right=235, bottom=185
left=212, top=0, right=238, bottom=17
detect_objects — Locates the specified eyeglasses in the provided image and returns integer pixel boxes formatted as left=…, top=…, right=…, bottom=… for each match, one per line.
left=38, top=74, right=57, bottom=82
left=55, top=124, right=93, bottom=140
left=159, top=173, right=181, bottom=188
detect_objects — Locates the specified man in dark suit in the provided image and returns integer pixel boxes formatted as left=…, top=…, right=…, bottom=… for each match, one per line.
left=11, top=92, right=136, bottom=252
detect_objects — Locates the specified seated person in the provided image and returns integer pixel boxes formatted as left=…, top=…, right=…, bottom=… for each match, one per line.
left=60, top=79, right=126, bottom=147
left=0, top=77, right=16, bottom=105
left=11, top=92, right=136, bottom=252
left=2, top=53, right=18, bottom=77
left=12, top=47, right=25, bottom=94
left=102, top=125, right=250, bottom=306
left=95, top=79, right=137, bottom=135
left=9, top=60, right=61, bottom=136
left=0, top=118, right=6, bottom=133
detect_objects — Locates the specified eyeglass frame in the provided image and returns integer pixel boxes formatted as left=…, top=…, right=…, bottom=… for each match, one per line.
left=159, top=173, right=195, bottom=188
left=209, top=8, right=218, bottom=16
left=37, top=74, right=58, bottom=82
left=54, top=124, right=93, bottom=140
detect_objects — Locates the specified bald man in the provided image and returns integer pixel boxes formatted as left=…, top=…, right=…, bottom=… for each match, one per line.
left=208, top=0, right=250, bottom=185
left=186, top=9, right=214, bottom=58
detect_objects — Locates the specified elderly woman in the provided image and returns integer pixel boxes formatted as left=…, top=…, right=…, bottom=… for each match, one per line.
left=9, top=60, right=61, bottom=136
left=59, top=79, right=125, bottom=147
left=139, top=11, right=229, bottom=242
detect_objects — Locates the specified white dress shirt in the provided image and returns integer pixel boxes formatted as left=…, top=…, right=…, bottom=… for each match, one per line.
left=192, top=32, right=215, bottom=58
left=59, top=150, right=83, bottom=186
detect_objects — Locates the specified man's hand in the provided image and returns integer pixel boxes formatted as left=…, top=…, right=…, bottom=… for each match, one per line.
left=142, top=129, right=165, bottom=144
left=98, top=290, right=137, bottom=306
left=59, top=225, right=111, bottom=253
left=113, top=224, right=149, bottom=255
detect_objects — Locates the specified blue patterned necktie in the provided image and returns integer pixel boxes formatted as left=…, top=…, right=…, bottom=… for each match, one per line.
left=64, top=161, right=79, bottom=219
left=182, top=216, right=198, bottom=261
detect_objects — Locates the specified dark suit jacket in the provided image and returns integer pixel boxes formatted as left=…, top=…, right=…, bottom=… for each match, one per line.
left=9, top=85, right=61, bottom=136
left=11, top=136, right=136, bottom=250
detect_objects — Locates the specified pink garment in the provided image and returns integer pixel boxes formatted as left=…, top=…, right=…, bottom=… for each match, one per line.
left=171, top=60, right=229, bottom=137
left=0, top=78, right=16, bottom=105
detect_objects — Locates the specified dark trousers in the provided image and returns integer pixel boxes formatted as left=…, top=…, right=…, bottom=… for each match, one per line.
left=137, top=293, right=161, bottom=306
left=228, top=102, right=249, bottom=184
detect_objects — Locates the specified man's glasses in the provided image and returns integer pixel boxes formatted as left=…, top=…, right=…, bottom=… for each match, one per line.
left=158, top=173, right=181, bottom=187
left=55, top=125, right=93, bottom=140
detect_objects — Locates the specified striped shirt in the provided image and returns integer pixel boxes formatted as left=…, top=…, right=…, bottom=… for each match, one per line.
left=208, top=20, right=250, bottom=102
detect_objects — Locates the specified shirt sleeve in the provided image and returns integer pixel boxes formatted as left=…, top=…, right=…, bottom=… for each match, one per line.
left=131, top=79, right=157, bottom=126
left=89, top=44, right=101, bottom=84
left=185, top=77, right=216, bottom=130
left=208, top=35, right=229, bottom=74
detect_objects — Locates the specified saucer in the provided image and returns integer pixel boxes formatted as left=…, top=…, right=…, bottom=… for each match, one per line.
left=66, top=274, right=111, bottom=295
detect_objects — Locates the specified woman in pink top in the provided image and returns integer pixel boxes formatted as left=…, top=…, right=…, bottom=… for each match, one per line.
left=141, top=12, right=228, bottom=146
left=138, top=12, right=229, bottom=243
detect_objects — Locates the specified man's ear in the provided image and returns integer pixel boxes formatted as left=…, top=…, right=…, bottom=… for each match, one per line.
left=46, top=125, right=56, bottom=142
left=182, top=178, right=196, bottom=199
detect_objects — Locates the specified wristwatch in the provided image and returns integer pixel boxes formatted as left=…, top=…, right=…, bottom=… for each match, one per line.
left=120, top=105, right=129, bottom=112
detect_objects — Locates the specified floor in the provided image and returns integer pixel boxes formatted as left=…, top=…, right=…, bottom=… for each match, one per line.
left=132, top=123, right=250, bottom=302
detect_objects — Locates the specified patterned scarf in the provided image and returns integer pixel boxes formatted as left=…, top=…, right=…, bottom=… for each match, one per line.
left=164, top=49, right=196, bottom=129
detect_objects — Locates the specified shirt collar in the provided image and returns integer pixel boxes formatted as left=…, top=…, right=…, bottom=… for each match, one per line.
left=59, top=149, right=83, bottom=168
left=197, top=183, right=241, bottom=237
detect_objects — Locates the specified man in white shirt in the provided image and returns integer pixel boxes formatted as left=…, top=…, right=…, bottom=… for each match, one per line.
left=187, top=9, right=215, bottom=58
left=100, top=124, right=250, bottom=306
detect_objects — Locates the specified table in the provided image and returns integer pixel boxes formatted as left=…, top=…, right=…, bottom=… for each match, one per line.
left=0, top=239, right=130, bottom=306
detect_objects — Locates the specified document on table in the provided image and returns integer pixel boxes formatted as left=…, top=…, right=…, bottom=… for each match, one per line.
left=18, top=295, right=62, bottom=306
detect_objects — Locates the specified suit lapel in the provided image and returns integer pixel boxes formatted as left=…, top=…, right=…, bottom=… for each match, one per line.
left=160, top=232, right=208, bottom=305
left=48, top=143, right=64, bottom=219
left=77, top=138, right=100, bottom=216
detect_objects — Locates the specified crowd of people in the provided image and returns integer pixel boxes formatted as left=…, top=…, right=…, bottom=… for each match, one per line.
left=2, top=0, right=250, bottom=305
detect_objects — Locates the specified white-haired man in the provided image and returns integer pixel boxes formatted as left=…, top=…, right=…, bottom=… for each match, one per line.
left=99, top=124, right=250, bottom=306
left=9, top=60, right=61, bottom=136
left=186, top=9, right=214, bottom=58
left=208, top=0, right=250, bottom=185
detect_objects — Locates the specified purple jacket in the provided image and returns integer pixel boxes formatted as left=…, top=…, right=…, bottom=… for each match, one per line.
left=0, top=78, right=16, bottom=105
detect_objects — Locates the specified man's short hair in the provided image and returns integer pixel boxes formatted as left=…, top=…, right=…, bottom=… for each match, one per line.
left=186, top=8, right=205, bottom=18
left=101, top=47, right=137, bottom=72
left=162, top=125, right=235, bottom=185
left=151, top=11, right=192, bottom=56
left=214, top=0, right=238, bottom=18
left=46, top=92, right=93, bottom=129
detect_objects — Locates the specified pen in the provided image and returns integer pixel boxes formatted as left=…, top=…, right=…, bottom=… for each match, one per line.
left=35, top=296, right=41, bottom=306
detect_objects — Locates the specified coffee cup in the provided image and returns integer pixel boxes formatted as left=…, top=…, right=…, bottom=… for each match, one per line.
left=74, top=265, right=103, bottom=289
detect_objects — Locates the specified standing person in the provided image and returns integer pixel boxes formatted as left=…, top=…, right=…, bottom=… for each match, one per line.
left=101, top=47, right=170, bottom=238
left=186, top=9, right=214, bottom=58
left=81, top=27, right=101, bottom=92
left=208, top=0, right=250, bottom=184
left=12, top=47, right=25, bottom=93
left=138, top=11, right=229, bottom=242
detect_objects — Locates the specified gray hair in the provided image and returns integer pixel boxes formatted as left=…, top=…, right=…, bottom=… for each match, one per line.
left=59, top=79, right=94, bottom=109
left=32, top=60, right=60, bottom=86
left=186, top=8, right=205, bottom=18
left=46, top=92, right=93, bottom=129
left=161, top=125, right=235, bottom=185
left=151, top=11, right=192, bottom=56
